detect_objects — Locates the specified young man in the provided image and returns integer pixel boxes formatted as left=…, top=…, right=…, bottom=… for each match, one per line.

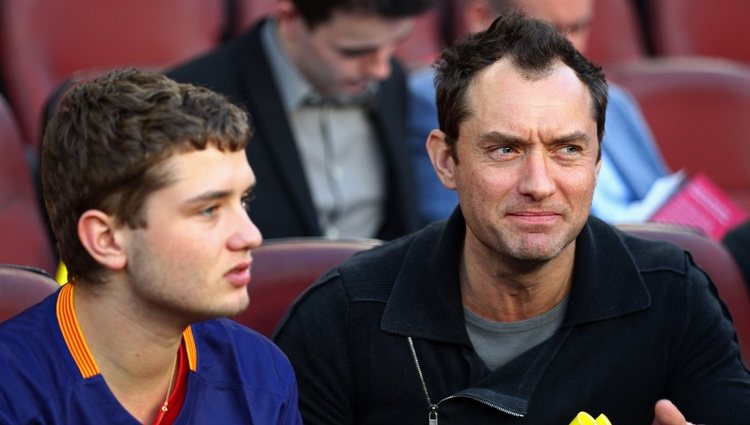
left=168, top=0, right=434, bottom=240
left=0, top=69, right=302, bottom=424
left=408, top=0, right=671, bottom=225
left=274, top=14, right=750, bottom=424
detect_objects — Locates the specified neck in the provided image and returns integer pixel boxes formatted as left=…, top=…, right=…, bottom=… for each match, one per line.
left=459, top=238, right=575, bottom=322
left=73, top=281, right=184, bottom=423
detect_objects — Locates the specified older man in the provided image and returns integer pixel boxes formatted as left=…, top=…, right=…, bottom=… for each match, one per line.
left=275, top=14, right=750, bottom=424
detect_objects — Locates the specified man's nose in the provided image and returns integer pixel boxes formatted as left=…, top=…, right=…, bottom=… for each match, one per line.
left=517, top=150, right=556, bottom=200
left=364, top=46, right=393, bottom=80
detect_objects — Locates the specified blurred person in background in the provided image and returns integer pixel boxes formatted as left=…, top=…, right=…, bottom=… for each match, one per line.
left=169, top=0, right=435, bottom=240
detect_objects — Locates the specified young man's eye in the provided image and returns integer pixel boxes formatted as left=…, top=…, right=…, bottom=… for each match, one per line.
left=200, top=205, right=219, bottom=217
left=241, top=193, right=256, bottom=211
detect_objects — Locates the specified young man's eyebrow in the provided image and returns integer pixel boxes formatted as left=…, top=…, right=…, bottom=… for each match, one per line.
left=183, top=190, right=233, bottom=205
left=184, top=183, right=256, bottom=205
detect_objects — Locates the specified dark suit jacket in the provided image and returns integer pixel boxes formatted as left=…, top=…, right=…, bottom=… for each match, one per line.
left=168, top=19, right=420, bottom=240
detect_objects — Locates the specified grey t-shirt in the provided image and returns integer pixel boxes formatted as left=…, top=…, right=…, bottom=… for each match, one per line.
left=465, top=297, right=568, bottom=371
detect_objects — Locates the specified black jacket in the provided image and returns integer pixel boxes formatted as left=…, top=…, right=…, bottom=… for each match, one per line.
left=168, top=20, right=420, bottom=239
left=275, top=211, right=750, bottom=424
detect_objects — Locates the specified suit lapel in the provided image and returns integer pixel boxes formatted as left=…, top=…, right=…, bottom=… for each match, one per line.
left=234, top=21, right=320, bottom=235
left=368, top=61, right=419, bottom=238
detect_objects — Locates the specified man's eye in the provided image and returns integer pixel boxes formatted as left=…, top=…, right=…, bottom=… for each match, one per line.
left=337, top=48, right=374, bottom=58
left=495, top=146, right=515, bottom=155
left=561, top=145, right=582, bottom=155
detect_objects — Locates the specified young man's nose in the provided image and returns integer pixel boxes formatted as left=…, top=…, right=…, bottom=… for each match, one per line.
left=229, top=207, right=263, bottom=251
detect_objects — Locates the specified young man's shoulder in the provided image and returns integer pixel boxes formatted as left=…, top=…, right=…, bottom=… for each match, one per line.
left=0, top=291, right=59, bottom=355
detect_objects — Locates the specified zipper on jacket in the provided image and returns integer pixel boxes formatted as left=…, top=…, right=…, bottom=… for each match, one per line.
left=407, top=336, right=525, bottom=423
left=408, top=336, right=440, bottom=424
left=440, top=393, right=524, bottom=417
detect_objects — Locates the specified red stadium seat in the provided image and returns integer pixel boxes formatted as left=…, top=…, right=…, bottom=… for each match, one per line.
left=650, top=0, right=750, bottom=65
left=0, top=94, right=56, bottom=274
left=618, top=223, right=750, bottom=367
left=233, top=0, right=277, bottom=35
left=608, top=58, right=750, bottom=212
left=0, top=264, right=59, bottom=323
left=232, top=237, right=381, bottom=337
left=0, top=0, right=227, bottom=148
left=395, top=6, right=444, bottom=71
left=586, top=0, right=647, bottom=67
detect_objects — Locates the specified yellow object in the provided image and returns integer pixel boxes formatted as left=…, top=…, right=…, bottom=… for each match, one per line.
left=55, top=261, right=68, bottom=285
left=569, top=412, right=612, bottom=425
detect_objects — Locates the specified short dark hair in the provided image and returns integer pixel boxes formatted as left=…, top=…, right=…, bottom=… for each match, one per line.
left=292, top=0, right=435, bottom=29
left=42, top=68, right=251, bottom=284
left=434, top=12, right=608, bottom=161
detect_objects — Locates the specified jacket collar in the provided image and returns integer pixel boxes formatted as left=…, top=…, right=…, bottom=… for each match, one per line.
left=381, top=209, right=650, bottom=343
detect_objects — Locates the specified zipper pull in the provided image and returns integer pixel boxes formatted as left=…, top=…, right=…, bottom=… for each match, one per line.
left=428, top=405, right=438, bottom=425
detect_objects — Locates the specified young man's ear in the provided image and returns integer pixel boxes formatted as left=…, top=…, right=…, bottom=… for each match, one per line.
left=77, top=210, right=128, bottom=271
left=426, top=129, right=458, bottom=190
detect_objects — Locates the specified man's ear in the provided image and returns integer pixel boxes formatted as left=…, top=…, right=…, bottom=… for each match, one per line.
left=463, top=0, right=496, bottom=34
left=276, top=0, right=299, bottom=24
left=426, top=129, right=458, bottom=190
left=77, top=210, right=128, bottom=271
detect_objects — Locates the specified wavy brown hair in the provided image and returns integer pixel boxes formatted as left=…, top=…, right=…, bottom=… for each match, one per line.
left=41, top=68, right=251, bottom=284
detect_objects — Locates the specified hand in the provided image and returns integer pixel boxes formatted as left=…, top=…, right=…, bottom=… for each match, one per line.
left=652, top=399, right=694, bottom=425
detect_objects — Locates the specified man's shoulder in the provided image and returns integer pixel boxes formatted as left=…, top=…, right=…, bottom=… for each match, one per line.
left=606, top=82, right=641, bottom=114
left=407, top=67, right=436, bottom=97
left=599, top=221, right=691, bottom=275
left=306, top=223, right=444, bottom=302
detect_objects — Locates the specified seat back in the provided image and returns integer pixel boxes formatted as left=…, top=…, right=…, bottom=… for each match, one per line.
left=0, top=264, right=59, bottom=323
left=395, top=6, right=444, bottom=71
left=608, top=58, right=750, bottom=212
left=650, top=0, right=750, bottom=65
left=586, top=0, right=646, bottom=67
left=0, top=0, right=227, bottom=147
left=233, top=0, right=277, bottom=35
left=0, top=94, right=56, bottom=274
left=618, top=223, right=750, bottom=366
left=233, top=238, right=381, bottom=337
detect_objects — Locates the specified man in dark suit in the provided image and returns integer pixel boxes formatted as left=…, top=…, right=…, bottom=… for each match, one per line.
left=168, top=0, right=434, bottom=240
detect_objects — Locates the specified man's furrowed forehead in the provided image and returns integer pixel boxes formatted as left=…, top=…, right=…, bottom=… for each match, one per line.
left=463, top=58, right=596, bottom=136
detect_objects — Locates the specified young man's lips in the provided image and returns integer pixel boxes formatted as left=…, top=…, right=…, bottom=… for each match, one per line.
left=225, top=261, right=251, bottom=287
